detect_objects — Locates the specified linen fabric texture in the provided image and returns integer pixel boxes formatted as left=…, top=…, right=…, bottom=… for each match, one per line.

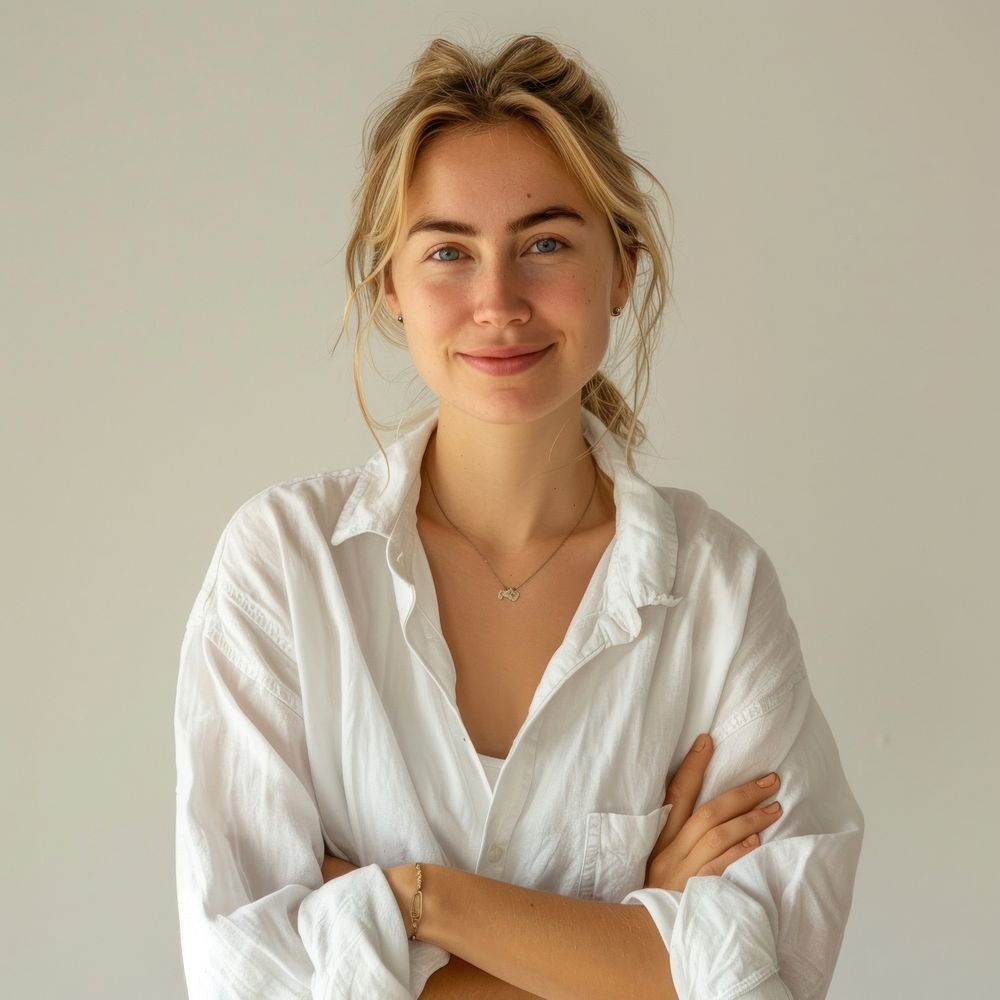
left=174, top=404, right=864, bottom=999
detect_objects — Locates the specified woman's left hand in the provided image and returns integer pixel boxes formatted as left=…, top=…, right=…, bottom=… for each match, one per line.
left=321, top=853, right=360, bottom=883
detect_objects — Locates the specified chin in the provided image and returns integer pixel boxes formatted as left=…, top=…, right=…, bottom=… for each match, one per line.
left=438, top=390, right=585, bottom=429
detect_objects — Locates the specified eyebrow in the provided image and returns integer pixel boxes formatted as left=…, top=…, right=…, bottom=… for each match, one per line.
left=405, top=204, right=587, bottom=241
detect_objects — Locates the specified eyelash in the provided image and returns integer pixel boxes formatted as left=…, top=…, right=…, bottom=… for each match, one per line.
left=427, top=237, right=567, bottom=263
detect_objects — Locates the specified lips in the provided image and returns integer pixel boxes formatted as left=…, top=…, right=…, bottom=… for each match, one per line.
left=460, top=344, right=552, bottom=359
left=458, top=343, right=554, bottom=375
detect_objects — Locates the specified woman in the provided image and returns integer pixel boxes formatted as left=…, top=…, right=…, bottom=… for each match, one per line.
left=175, top=34, right=864, bottom=999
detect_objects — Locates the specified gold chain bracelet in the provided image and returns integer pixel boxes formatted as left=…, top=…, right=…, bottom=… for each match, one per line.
left=408, top=863, right=423, bottom=940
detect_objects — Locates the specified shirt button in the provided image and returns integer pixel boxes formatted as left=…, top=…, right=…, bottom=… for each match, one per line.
left=486, top=844, right=504, bottom=863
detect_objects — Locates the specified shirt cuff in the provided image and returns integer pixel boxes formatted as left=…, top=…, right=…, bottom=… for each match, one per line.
left=298, top=863, right=448, bottom=998
left=622, top=876, right=785, bottom=1000
left=621, top=885, right=683, bottom=948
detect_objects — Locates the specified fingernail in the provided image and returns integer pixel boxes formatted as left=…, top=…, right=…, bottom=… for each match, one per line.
left=694, top=734, right=709, bottom=751
left=756, top=772, right=777, bottom=787
left=742, top=834, right=759, bottom=847
left=762, top=801, right=782, bottom=814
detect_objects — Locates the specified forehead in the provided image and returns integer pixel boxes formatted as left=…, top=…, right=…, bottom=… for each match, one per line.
left=405, top=121, right=592, bottom=217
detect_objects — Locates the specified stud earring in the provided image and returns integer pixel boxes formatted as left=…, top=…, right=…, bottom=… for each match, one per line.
left=397, top=315, right=403, bottom=322
left=611, top=306, right=622, bottom=317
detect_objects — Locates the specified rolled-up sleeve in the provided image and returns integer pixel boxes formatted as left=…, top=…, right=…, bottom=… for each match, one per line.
left=174, top=527, right=437, bottom=997
left=623, top=547, right=865, bottom=999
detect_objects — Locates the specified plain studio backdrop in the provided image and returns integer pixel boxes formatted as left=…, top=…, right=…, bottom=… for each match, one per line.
left=2, top=2, right=996, bottom=997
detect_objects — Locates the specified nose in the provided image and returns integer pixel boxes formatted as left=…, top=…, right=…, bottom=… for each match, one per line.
left=471, top=256, right=531, bottom=329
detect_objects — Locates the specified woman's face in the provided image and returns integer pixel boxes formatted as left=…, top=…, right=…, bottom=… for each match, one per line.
left=384, top=119, right=629, bottom=428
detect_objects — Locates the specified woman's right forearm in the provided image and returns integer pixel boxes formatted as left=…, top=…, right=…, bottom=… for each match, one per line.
left=419, top=955, right=544, bottom=998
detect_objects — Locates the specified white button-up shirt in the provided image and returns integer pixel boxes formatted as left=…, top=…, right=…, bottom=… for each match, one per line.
left=174, top=404, right=864, bottom=999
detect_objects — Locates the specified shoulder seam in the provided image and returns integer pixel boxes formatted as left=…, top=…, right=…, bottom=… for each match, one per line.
left=221, top=580, right=296, bottom=661
left=713, top=666, right=808, bottom=746
left=204, top=614, right=303, bottom=718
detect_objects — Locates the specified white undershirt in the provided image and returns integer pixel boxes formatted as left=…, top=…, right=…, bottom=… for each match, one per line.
left=476, top=752, right=505, bottom=791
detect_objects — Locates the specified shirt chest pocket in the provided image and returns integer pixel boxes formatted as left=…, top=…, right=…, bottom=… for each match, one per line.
left=575, top=804, right=671, bottom=901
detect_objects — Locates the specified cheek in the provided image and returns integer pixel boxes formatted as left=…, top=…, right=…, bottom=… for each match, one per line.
left=425, top=281, right=469, bottom=312
left=406, top=283, right=470, bottom=336
left=541, top=267, right=606, bottom=312
left=404, top=336, right=448, bottom=392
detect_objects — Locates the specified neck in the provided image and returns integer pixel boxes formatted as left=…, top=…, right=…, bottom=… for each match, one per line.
left=417, top=398, right=613, bottom=556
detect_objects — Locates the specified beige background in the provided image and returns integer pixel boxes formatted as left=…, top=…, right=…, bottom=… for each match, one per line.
left=3, top=2, right=997, bottom=997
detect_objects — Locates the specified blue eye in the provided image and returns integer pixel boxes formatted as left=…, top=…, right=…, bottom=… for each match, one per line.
left=532, top=237, right=563, bottom=254
left=430, top=246, right=462, bottom=262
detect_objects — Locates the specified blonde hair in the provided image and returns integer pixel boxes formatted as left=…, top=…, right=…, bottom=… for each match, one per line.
left=334, top=33, right=673, bottom=474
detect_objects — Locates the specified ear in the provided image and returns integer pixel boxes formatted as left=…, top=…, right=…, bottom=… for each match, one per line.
left=613, top=245, right=637, bottom=307
left=383, top=261, right=400, bottom=317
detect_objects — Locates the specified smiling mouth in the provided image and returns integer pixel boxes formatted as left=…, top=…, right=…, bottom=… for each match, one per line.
left=458, top=344, right=554, bottom=375
left=460, top=344, right=552, bottom=359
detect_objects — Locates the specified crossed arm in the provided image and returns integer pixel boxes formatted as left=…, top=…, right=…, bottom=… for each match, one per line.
left=319, top=857, right=524, bottom=998
left=397, top=864, right=672, bottom=1000
left=322, top=782, right=678, bottom=1000
left=319, top=734, right=788, bottom=1000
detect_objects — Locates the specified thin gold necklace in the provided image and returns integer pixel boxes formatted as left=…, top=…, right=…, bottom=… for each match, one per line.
left=426, top=462, right=599, bottom=603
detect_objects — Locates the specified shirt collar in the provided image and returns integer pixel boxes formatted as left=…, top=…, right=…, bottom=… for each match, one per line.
left=330, top=404, right=683, bottom=623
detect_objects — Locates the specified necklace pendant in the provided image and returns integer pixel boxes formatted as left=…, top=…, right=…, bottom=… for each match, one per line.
left=498, top=586, right=521, bottom=603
